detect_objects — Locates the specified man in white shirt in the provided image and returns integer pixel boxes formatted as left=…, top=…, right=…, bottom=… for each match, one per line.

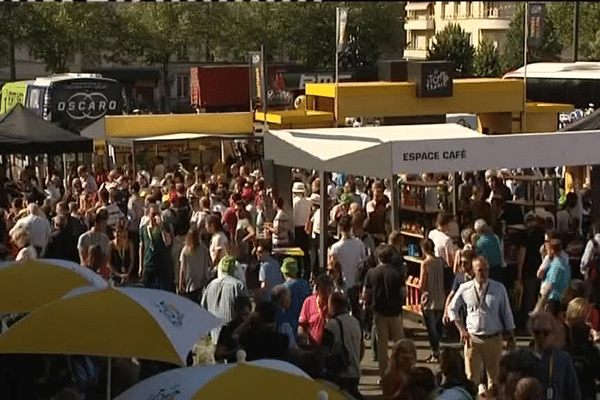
left=9, top=203, right=51, bottom=257
left=292, top=182, right=311, bottom=277
left=428, top=212, right=456, bottom=271
left=329, top=215, right=367, bottom=317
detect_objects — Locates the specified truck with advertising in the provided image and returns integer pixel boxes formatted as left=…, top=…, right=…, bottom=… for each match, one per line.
left=190, top=65, right=378, bottom=112
left=0, top=73, right=126, bottom=132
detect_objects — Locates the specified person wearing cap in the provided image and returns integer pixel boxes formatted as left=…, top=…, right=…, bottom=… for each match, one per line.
left=292, top=181, right=311, bottom=272
left=201, top=255, right=248, bottom=343
left=330, top=192, right=353, bottom=230
left=280, top=257, right=311, bottom=336
left=307, top=192, right=322, bottom=276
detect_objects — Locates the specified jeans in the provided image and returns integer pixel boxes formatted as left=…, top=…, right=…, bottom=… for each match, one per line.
left=143, top=267, right=172, bottom=292
left=423, top=309, right=443, bottom=354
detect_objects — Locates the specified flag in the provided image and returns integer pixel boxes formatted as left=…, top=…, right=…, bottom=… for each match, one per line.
left=337, top=7, right=348, bottom=54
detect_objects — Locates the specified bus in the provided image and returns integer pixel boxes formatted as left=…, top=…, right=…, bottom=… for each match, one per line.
left=1, top=73, right=127, bottom=131
left=502, top=62, right=600, bottom=110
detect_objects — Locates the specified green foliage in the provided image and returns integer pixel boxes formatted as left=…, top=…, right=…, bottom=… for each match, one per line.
left=547, top=2, right=600, bottom=61
left=502, top=3, right=563, bottom=72
left=0, top=4, right=29, bottom=69
left=474, top=38, right=502, bottom=78
left=22, top=3, right=110, bottom=72
left=427, top=23, right=475, bottom=78
left=341, top=3, right=405, bottom=68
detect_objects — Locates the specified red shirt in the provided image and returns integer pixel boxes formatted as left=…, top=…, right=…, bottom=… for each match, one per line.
left=588, top=306, right=600, bottom=331
left=298, top=293, right=328, bottom=346
left=222, top=206, right=238, bottom=240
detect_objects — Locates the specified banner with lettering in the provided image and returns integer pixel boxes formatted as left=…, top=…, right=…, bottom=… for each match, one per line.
left=392, top=130, right=600, bottom=174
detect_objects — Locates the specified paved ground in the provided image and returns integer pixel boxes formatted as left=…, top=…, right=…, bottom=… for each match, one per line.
left=359, top=319, right=435, bottom=400
left=359, top=316, right=533, bottom=400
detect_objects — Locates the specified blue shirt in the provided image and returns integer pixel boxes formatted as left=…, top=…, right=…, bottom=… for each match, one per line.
left=448, top=279, right=515, bottom=336
left=545, top=257, right=570, bottom=301
left=259, top=256, right=283, bottom=300
left=282, top=278, right=311, bottom=335
left=475, top=233, right=503, bottom=268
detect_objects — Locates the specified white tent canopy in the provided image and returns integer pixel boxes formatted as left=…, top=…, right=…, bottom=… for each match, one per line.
left=264, top=124, right=600, bottom=178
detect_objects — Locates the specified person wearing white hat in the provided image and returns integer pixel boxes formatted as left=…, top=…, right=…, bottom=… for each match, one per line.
left=292, top=182, right=311, bottom=276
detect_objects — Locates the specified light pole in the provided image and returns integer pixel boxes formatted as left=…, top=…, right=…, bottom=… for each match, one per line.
left=522, top=2, right=528, bottom=133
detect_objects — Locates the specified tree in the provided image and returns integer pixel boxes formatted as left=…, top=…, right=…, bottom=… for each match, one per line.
left=22, top=3, right=110, bottom=73
left=427, top=23, right=475, bottom=78
left=340, top=3, right=405, bottom=69
left=0, top=4, right=29, bottom=80
left=474, top=38, right=502, bottom=78
left=113, top=4, right=198, bottom=112
left=546, top=2, right=600, bottom=61
left=502, top=3, right=563, bottom=72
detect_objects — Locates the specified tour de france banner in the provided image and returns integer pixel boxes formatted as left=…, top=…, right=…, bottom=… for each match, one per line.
left=391, top=130, right=600, bottom=175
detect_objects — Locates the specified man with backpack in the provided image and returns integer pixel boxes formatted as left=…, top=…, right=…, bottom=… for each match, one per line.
left=580, top=222, right=600, bottom=307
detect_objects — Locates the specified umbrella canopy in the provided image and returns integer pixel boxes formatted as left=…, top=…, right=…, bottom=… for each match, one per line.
left=114, top=359, right=348, bottom=400
left=0, top=103, right=92, bottom=155
left=0, top=258, right=108, bottom=313
left=0, top=286, right=221, bottom=365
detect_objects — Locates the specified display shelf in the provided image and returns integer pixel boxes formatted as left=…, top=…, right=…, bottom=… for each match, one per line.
left=504, top=174, right=557, bottom=182
left=401, top=205, right=442, bottom=214
left=400, top=231, right=425, bottom=239
left=507, top=200, right=555, bottom=208
left=404, top=255, right=424, bottom=264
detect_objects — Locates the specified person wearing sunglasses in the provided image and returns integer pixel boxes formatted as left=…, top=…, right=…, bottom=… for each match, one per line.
left=509, top=311, right=581, bottom=400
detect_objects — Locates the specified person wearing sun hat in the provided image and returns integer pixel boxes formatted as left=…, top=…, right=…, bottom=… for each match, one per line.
left=201, top=255, right=248, bottom=343
left=330, top=192, right=354, bottom=231
left=280, top=257, right=311, bottom=336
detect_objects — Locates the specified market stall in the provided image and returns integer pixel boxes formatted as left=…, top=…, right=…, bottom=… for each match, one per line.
left=265, top=123, right=600, bottom=315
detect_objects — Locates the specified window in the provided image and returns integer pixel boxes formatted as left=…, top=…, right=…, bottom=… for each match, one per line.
left=466, top=2, right=472, bottom=17
left=453, top=2, right=459, bottom=18
left=177, top=75, right=189, bottom=99
left=177, top=45, right=189, bottom=62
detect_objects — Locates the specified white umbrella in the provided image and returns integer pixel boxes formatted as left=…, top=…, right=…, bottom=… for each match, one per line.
left=0, top=286, right=222, bottom=399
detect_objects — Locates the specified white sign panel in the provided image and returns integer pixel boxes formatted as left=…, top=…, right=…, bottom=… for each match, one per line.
left=392, top=130, right=600, bottom=174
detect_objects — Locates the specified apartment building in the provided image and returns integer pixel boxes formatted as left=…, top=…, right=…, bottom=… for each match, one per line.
left=404, top=1, right=517, bottom=59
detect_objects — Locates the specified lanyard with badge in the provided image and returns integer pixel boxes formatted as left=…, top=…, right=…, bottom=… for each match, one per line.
left=474, top=283, right=490, bottom=331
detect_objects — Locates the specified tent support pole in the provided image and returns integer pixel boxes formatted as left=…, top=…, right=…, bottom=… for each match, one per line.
left=62, top=154, right=67, bottom=190
left=390, top=174, right=397, bottom=231
left=592, top=166, right=600, bottom=222
left=452, top=172, right=458, bottom=218
left=132, top=142, right=137, bottom=175
left=319, top=170, right=328, bottom=276
left=106, top=356, right=112, bottom=400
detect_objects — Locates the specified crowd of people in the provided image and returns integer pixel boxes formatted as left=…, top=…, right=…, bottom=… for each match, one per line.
left=0, top=159, right=600, bottom=400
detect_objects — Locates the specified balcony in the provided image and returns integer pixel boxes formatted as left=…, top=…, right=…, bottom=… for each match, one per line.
left=405, top=16, right=435, bottom=31
left=403, top=48, right=428, bottom=60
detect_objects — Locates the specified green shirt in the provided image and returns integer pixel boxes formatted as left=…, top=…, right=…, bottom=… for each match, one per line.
left=139, top=223, right=169, bottom=270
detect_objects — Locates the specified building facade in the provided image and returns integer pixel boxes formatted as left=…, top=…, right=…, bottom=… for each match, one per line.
left=404, top=1, right=517, bottom=59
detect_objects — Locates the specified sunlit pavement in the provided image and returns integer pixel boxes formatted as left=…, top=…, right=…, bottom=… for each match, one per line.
left=359, top=317, right=533, bottom=400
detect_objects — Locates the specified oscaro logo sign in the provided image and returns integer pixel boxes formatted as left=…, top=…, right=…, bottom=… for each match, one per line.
left=56, top=92, right=117, bottom=120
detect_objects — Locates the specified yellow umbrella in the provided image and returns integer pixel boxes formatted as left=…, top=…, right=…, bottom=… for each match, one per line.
left=0, top=286, right=220, bottom=365
left=0, top=259, right=108, bottom=313
left=114, top=357, right=350, bottom=400
left=0, top=286, right=221, bottom=400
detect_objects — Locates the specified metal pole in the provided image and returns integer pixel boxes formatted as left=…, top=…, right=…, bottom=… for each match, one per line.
left=390, top=174, right=397, bottom=231
left=319, top=170, right=328, bottom=275
left=573, top=2, right=579, bottom=62
left=335, top=8, right=340, bottom=127
left=106, top=357, right=112, bottom=400
left=523, top=2, right=529, bottom=133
